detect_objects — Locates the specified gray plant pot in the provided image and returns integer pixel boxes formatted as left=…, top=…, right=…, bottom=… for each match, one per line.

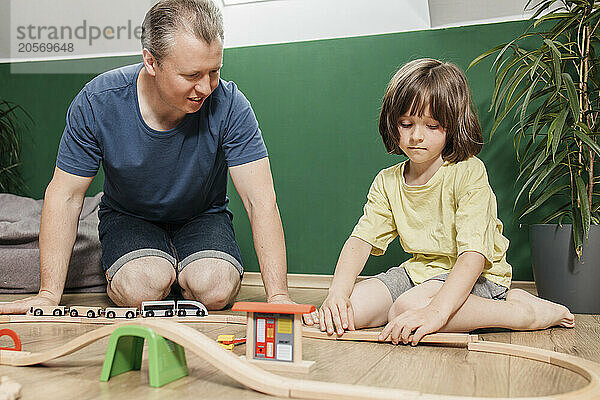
left=529, top=224, right=600, bottom=314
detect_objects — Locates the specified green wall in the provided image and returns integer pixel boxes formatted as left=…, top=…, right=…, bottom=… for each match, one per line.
left=0, top=20, right=535, bottom=279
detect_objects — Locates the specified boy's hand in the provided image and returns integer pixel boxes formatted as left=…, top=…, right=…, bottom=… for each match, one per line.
left=302, top=309, right=320, bottom=326
left=378, top=306, right=448, bottom=346
left=318, top=291, right=355, bottom=335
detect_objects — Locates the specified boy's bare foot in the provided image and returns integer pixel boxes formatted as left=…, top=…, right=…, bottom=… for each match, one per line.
left=507, top=289, right=575, bottom=330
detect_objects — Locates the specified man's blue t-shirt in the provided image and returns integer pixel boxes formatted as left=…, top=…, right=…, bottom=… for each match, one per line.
left=56, top=63, right=268, bottom=223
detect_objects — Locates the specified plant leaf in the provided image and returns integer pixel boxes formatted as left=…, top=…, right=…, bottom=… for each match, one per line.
left=551, top=108, right=568, bottom=158
left=520, top=75, right=540, bottom=131
left=519, top=184, right=568, bottom=218
left=562, top=73, right=580, bottom=120
left=467, top=43, right=507, bottom=70
left=544, top=39, right=562, bottom=88
left=490, top=86, right=529, bottom=137
left=572, top=206, right=583, bottom=260
left=574, top=124, right=600, bottom=157
left=575, top=174, right=591, bottom=243
left=540, top=202, right=571, bottom=223
left=529, top=149, right=568, bottom=198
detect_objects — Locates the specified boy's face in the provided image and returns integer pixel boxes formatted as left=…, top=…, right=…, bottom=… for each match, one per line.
left=397, top=105, right=447, bottom=167
left=146, top=31, right=223, bottom=117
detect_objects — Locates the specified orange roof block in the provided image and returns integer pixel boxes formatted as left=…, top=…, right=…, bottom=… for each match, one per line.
left=232, top=301, right=315, bottom=315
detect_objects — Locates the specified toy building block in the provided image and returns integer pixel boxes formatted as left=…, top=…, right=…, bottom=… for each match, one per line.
left=100, top=325, right=188, bottom=388
left=217, top=335, right=246, bottom=350
left=232, top=301, right=316, bottom=373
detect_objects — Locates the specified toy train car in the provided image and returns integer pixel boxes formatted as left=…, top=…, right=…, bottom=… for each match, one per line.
left=104, top=307, right=138, bottom=319
left=29, top=306, right=69, bottom=317
left=141, top=300, right=208, bottom=317
left=141, top=300, right=209, bottom=317
left=28, top=300, right=208, bottom=319
left=69, top=306, right=104, bottom=318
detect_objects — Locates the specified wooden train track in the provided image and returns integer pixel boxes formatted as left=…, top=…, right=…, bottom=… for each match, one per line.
left=0, top=319, right=598, bottom=399
left=0, top=314, right=476, bottom=347
left=0, top=313, right=247, bottom=326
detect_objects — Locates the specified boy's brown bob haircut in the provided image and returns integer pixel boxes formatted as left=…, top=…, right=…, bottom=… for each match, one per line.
left=378, top=58, right=483, bottom=163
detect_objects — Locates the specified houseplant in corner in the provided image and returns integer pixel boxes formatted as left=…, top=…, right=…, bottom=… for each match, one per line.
left=0, top=99, right=28, bottom=194
left=470, top=0, right=600, bottom=313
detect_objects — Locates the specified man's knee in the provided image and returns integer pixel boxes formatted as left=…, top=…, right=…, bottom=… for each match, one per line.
left=107, top=256, right=176, bottom=307
left=178, top=258, right=241, bottom=310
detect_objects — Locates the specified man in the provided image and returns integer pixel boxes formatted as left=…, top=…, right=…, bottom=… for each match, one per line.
left=0, top=0, right=293, bottom=313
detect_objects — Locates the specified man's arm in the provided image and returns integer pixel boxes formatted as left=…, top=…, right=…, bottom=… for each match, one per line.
left=0, top=167, right=93, bottom=314
left=228, top=157, right=291, bottom=303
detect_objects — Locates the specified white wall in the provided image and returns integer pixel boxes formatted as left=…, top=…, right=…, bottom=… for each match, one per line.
left=221, top=0, right=430, bottom=48
left=0, top=0, right=540, bottom=64
left=428, top=0, right=532, bottom=28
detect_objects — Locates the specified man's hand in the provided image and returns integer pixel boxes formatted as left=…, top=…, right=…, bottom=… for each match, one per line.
left=317, top=290, right=355, bottom=336
left=0, top=290, right=60, bottom=315
left=378, top=305, right=448, bottom=346
left=267, top=294, right=321, bottom=327
left=267, top=293, right=294, bottom=304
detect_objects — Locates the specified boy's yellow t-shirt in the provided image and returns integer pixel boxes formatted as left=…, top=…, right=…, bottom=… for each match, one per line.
left=351, top=156, right=512, bottom=288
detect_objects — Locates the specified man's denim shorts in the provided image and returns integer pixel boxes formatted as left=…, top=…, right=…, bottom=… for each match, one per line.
left=375, top=266, right=509, bottom=302
left=98, top=207, right=244, bottom=281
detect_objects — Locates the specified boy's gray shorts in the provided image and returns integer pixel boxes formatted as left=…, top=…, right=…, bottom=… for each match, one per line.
left=374, top=266, right=508, bottom=302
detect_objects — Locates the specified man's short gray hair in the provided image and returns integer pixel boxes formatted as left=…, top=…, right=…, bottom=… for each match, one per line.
left=141, top=0, right=224, bottom=64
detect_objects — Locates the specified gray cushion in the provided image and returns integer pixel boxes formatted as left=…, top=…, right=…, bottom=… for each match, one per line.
left=0, top=192, right=105, bottom=293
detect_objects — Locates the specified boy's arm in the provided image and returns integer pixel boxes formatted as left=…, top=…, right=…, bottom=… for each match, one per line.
left=314, top=236, right=372, bottom=334
left=330, top=236, right=373, bottom=297
left=427, top=251, right=485, bottom=317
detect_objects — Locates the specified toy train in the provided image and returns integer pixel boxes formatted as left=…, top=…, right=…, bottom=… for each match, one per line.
left=28, top=300, right=208, bottom=319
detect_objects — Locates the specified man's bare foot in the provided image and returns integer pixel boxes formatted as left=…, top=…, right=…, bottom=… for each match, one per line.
left=507, top=289, right=575, bottom=330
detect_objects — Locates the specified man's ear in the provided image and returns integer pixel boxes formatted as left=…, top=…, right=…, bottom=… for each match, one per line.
left=142, top=48, right=158, bottom=77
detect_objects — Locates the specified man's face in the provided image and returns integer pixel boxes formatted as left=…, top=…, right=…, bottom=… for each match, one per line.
left=151, top=32, right=223, bottom=115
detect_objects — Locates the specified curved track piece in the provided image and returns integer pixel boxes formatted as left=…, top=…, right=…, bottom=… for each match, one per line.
left=0, top=323, right=118, bottom=366
left=1, top=320, right=599, bottom=399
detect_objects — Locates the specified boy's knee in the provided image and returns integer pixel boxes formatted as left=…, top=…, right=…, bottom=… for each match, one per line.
left=107, top=257, right=175, bottom=307
left=178, top=258, right=241, bottom=310
left=388, top=281, right=440, bottom=319
left=388, top=294, right=424, bottom=319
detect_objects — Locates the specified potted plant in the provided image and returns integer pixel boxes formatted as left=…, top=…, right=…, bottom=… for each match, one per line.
left=470, top=0, right=600, bottom=313
left=0, top=99, right=28, bottom=194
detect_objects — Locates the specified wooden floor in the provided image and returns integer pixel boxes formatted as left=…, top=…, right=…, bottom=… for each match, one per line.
left=0, top=282, right=598, bottom=399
